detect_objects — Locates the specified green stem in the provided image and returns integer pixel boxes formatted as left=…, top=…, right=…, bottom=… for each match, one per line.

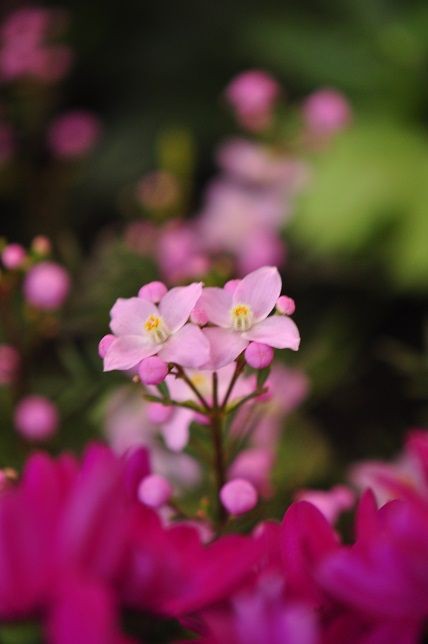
left=211, top=372, right=227, bottom=525
left=221, top=355, right=245, bottom=410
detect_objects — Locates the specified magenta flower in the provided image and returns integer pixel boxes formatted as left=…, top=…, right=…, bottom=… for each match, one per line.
left=14, top=395, right=58, bottom=440
left=225, top=70, right=280, bottom=131
left=201, top=266, right=300, bottom=367
left=302, top=88, right=351, bottom=136
left=103, top=282, right=210, bottom=371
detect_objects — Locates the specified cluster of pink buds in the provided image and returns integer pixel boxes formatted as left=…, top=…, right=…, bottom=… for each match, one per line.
left=100, top=266, right=299, bottom=522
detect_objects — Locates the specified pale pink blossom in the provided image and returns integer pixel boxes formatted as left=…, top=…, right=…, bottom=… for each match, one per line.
left=103, top=282, right=209, bottom=372
left=201, top=266, right=300, bottom=367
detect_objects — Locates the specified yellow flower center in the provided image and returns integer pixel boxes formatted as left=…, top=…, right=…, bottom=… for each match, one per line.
left=231, top=303, right=253, bottom=331
left=144, top=314, right=169, bottom=344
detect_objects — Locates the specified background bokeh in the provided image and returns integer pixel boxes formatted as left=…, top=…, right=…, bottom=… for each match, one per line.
left=1, top=0, right=427, bottom=491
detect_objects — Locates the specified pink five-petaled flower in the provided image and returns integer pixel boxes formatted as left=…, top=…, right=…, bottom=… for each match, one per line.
left=200, top=266, right=300, bottom=368
left=103, top=282, right=209, bottom=371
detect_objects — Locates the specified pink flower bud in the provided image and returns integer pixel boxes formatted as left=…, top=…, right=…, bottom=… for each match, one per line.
left=302, top=89, right=351, bottom=136
left=31, top=235, right=51, bottom=256
left=190, top=303, right=208, bottom=326
left=2, top=243, right=26, bottom=269
left=276, top=295, right=296, bottom=316
left=225, top=70, right=280, bottom=131
left=14, top=395, right=58, bottom=440
left=147, top=402, right=173, bottom=424
left=138, top=356, right=168, bottom=385
left=138, top=281, right=168, bottom=303
left=47, top=110, right=101, bottom=159
left=98, top=334, right=115, bottom=359
left=244, top=342, right=274, bottom=369
left=138, top=474, right=172, bottom=508
left=220, top=478, right=257, bottom=515
left=0, top=344, right=20, bottom=384
left=23, top=261, right=70, bottom=310
left=224, top=279, right=241, bottom=294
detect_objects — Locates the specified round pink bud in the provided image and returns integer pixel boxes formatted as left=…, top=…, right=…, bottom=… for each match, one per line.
left=138, top=356, right=168, bottom=385
left=276, top=295, right=296, bottom=316
left=224, top=279, right=241, bottom=294
left=47, top=111, right=101, bottom=159
left=31, top=235, right=51, bottom=256
left=220, top=479, right=258, bottom=515
left=2, top=243, right=26, bottom=269
left=138, top=474, right=172, bottom=508
left=23, top=261, right=70, bottom=310
left=0, top=344, right=20, bottom=384
left=14, top=395, right=58, bottom=440
left=147, top=402, right=173, bottom=424
left=244, top=342, right=274, bottom=369
left=138, top=281, right=167, bottom=303
left=302, top=89, right=351, bottom=135
left=98, top=334, right=115, bottom=359
left=190, top=303, right=208, bottom=326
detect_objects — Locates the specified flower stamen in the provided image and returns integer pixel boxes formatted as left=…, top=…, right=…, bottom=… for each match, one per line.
left=231, top=304, right=253, bottom=331
left=144, top=314, right=169, bottom=344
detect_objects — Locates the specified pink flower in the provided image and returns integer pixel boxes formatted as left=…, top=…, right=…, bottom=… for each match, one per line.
left=0, top=344, right=20, bottom=384
left=47, top=111, right=101, bottom=159
left=1, top=243, right=26, bottom=269
left=138, top=474, right=172, bottom=508
left=295, top=486, right=354, bottom=524
left=23, top=261, right=70, bottom=310
left=201, top=266, right=300, bottom=367
left=225, top=70, right=280, bottom=131
left=103, top=282, right=210, bottom=371
left=302, top=89, right=351, bottom=136
left=14, top=395, right=58, bottom=440
left=220, top=479, right=258, bottom=515
left=244, top=342, right=274, bottom=369
left=138, top=356, right=168, bottom=385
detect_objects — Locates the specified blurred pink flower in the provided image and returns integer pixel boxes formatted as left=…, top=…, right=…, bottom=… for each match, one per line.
left=156, top=220, right=210, bottom=283
left=1, top=243, right=26, bottom=269
left=225, top=70, right=280, bottom=131
left=0, top=344, right=20, bottom=385
left=302, top=88, right=351, bottom=136
left=47, top=111, right=101, bottom=158
left=14, top=395, right=58, bottom=440
left=296, top=485, right=354, bottom=524
left=103, top=282, right=209, bottom=371
left=23, top=261, right=70, bottom=310
left=220, top=479, right=258, bottom=515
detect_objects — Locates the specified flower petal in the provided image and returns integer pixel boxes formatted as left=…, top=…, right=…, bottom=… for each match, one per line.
left=158, top=323, right=210, bottom=368
left=233, top=266, right=281, bottom=322
left=200, top=288, right=233, bottom=327
left=159, top=283, right=203, bottom=333
left=162, top=409, right=193, bottom=451
left=201, top=327, right=248, bottom=370
left=243, top=315, right=300, bottom=350
left=110, top=297, right=158, bottom=336
left=103, top=336, right=157, bottom=371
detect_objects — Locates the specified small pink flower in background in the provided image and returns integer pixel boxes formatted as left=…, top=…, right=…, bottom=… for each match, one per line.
left=225, top=70, right=280, bottom=131
left=138, top=474, right=173, bottom=508
left=23, top=261, right=70, bottom=310
left=201, top=266, right=300, bottom=367
left=14, top=395, right=58, bottom=440
left=1, top=243, right=26, bottom=269
left=0, top=122, right=15, bottom=164
left=103, top=282, right=209, bottom=371
left=136, top=170, right=180, bottom=211
left=220, top=479, right=258, bottom=515
left=302, top=88, right=351, bottom=136
left=0, top=344, right=20, bottom=385
left=47, top=110, right=101, bottom=159
left=228, top=448, right=274, bottom=497
left=296, top=486, right=354, bottom=524
left=156, top=220, right=210, bottom=283
left=0, top=8, right=73, bottom=83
